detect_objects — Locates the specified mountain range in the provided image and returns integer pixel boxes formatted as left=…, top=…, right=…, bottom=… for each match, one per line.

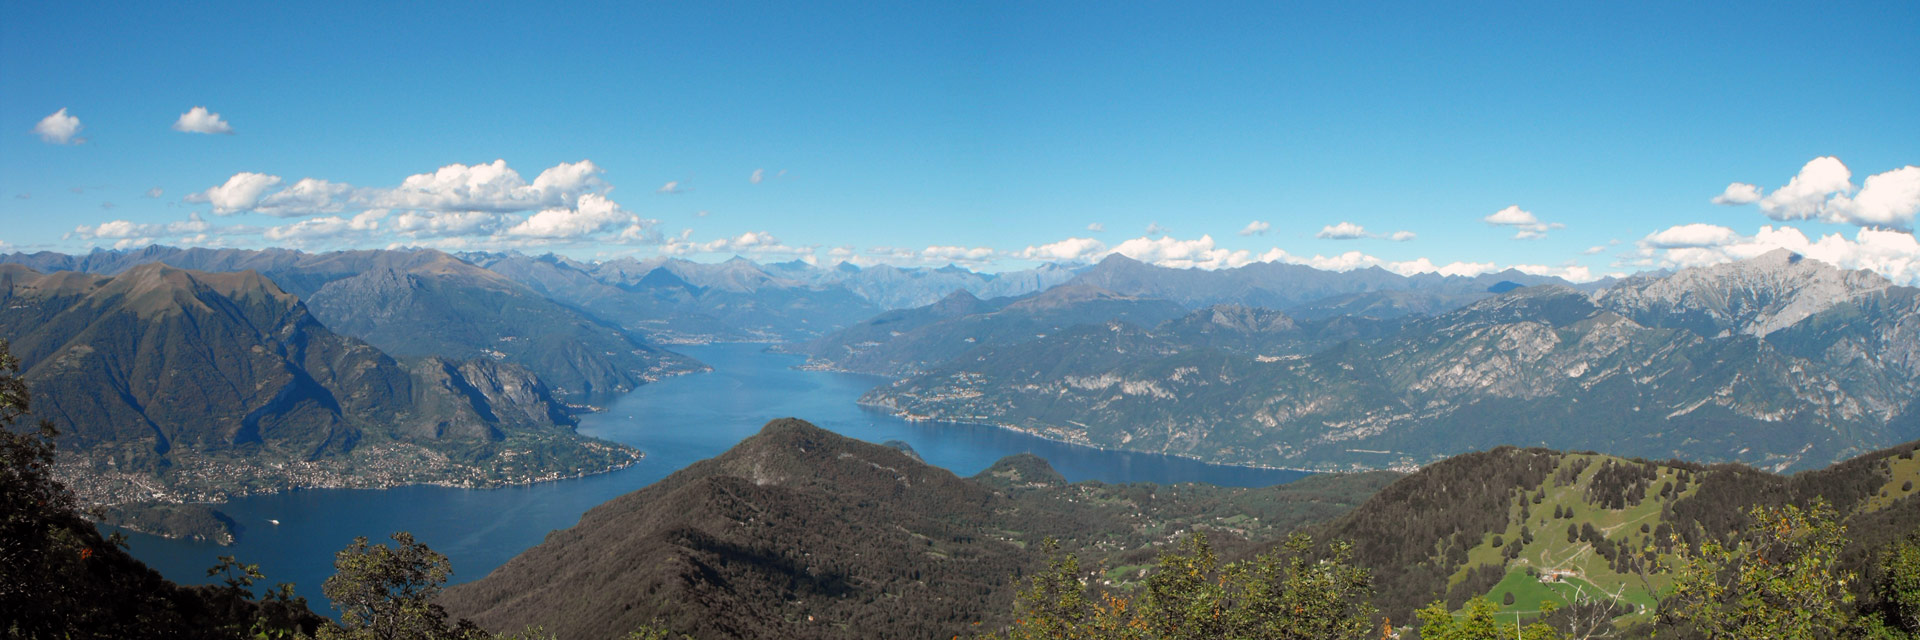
left=861, top=251, right=1920, bottom=472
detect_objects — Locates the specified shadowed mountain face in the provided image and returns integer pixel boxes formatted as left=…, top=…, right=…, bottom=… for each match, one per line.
left=0, top=263, right=634, bottom=502
left=0, top=247, right=704, bottom=403
left=439, top=418, right=1395, bottom=639
left=863, top=254, right=1920, bottom=473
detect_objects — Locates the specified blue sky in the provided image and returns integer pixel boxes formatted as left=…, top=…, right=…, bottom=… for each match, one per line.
left=3, top=1, right=1917, bottom=281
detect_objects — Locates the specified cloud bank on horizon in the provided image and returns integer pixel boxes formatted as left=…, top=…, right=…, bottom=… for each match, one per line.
left=39, top=152, right=1920, bottom=286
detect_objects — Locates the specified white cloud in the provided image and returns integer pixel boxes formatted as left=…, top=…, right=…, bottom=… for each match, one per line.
left=1145, top=222, right=1170, bottom=236
left=187, top=172, right=284, bottom=214
left=1110, top=235, right=1253, bottom=269
left=1711, top=182, right=1762, bottom=205
left=1019, top=237, right=1107, bottom=262
left=1725, top=158, right=1920, bottom=229
left=33, top=108, right=82, bottom=144
left=1316, top=222, right=1367, bottom=239
left=172, top=106, right=234, bottom=135
left=507, top=193, right=644, bottom=239
left=381, top=159, right=607, bottom=212
left=256, top=178, right=353, bottom=216
left=144, top=187, right=164, bottom=198
left=1383, top=257, right=1501, bottom=278
left=1582, top=246, right=1607, bottom=255
left=1483, top=205, right=1563, bottom=239
left=1828, top=165, right=1920, bottom=229
left=186, top=159, right=610, bottom=218
left=1642, top=223, right=1743, bottom=249
left=1086, top=222, right=1104, bottom=233
left=390, top=211, right=512, bottom=237
left=1637, top=225, right=1920, bottom=285
left=921, top=245, right=999, bottom=264
left=1483, top=205, right=1539, bottom=226
left=750, top=169, right=765, bottom=184
left=1759, top=156, right=1853, bottom=220
left=657, top=181, right=689, bottom=195
left=1239, top=220, right=1272, bottom=236
left=662, top=230, right=809, bottom=257
left=71, top=212, right=214, bottom=240
left=1389, top=230, right=1416, bottom=242
left=263, top=212, right=385, bottom=243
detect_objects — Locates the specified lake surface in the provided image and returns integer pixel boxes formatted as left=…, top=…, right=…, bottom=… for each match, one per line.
left=118, top=343, right=1308, bottom=604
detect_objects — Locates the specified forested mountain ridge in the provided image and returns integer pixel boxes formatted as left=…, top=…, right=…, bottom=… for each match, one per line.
left=864, top=252, right=1920, bottom=473
left=438, top=418, right=1395, bottom=639
left=0, top=263, right=641, bottom=509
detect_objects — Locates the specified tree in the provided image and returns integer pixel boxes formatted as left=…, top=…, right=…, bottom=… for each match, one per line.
left=0, top=339, right=81, bottom=637
left=1416, top=597, right=1563, bottom=640
left=1881, top=536, right=1920, bottom=636
left=995, top=532, right=1377, bottom=640
left=1657, top=500, right=1860, bottom=639
left=320, top=531, right=484, bottom=640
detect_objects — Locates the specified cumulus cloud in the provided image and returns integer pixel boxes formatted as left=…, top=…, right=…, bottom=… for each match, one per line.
left=1758, top=156, right=1853, bottom=220
left=144, top=187, right=163, bottom=198
left=1635, top=225, right=1920, bottom=285
left=1086, top=222, right=1104, bottom=233
left=1385, top=258, right=1500, bottom=278
left=1483, top=205, right=1563, bottom=239
left=71, top=212, right=216, bottom=241
left=187, top=172, right=284, bottom=214
left=1582, top=245, right=1607, bottom=255
left=750, top=169, right=765, bottom=184
left=1110, top=235, right=1253, bottom=269
left=920, top=245, right=999, bottom=264
left=186, top=159, right=611, bottom=218
left=1239, top=220, right=1271, bottom=236
left=507, top=193, right=650, bottom=239
left=391, top=211, right=512, bottom=238
left=33, top=108, right=82, bottom=144
left=1145, top=222, right=1170, bottom=236
left=263, top=212, right=386, bottom=244
left=1711, top=182, right=1762, bottom=205
left=1642, top=223, right=1743, bottom=249
left=1722, top=157, right=1920, bottom=229
left=1389, top=230, right=1416, bottom=242
left=1829, top=165, right=1920, bottom=228
left=1019, top=237, right=1107, bottom=262
left=1316, top=222, right=1367, bottom=239
left=172, top=106, right=234, bottom=134
left=657, top=181, right=689, bottom=195
left=662, top=231, right=810, bottom=257
left=1512, top=264, right=1596, bottom=283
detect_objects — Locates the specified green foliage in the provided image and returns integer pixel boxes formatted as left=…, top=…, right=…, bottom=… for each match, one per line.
left=1657, top=500, right=1859, bottom=639
left=1882, top=537, right=1920, bottom=635
left=1416, top=597, right=1563, bottom=640
left=319, top=532, right=478, bottom=640
left=994, top=532, right=1377, bottom=640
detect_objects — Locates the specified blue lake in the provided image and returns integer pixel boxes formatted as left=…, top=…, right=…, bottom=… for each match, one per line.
left=118, top=343, right=1308, bottom=605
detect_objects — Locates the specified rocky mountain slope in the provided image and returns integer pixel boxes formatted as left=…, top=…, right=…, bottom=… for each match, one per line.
left=863, top=253, right=1920, bottom=472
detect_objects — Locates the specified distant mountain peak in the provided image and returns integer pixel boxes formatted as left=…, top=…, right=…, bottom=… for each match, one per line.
left=1600, top=250, right=1893, bottom=337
